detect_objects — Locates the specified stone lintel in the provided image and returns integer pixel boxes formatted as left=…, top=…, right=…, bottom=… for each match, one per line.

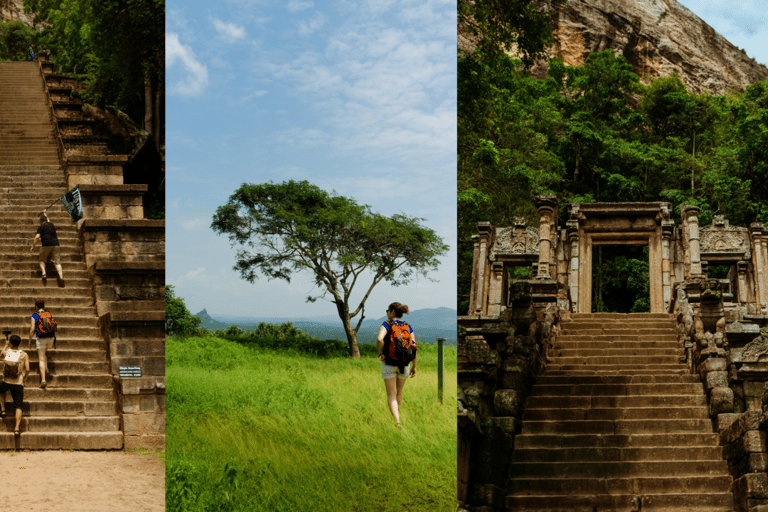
left=66, top=155, right=129, bottom=165
left=78, top=219, right=164, bottom=234
left=574, top=202, right=671, bottom=217
left=78, top=184, right=149, bottom=195
left=101, top=311, right=164, bottom=324
left=92, top=261, right=164, bottom=274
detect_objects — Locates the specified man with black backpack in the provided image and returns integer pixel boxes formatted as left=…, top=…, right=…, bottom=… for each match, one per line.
left=29, top=299, right=57, bottom=389
left=0, top=332, right=30, bottom=436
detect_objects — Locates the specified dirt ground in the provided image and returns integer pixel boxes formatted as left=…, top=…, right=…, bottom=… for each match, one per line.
left=0, top=450, right=165, bottom=511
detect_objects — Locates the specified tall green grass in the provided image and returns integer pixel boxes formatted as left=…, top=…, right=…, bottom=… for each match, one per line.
left=166, top=336, right=457, bottom=511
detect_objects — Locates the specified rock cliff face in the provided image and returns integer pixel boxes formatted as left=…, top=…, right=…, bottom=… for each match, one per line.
left=546, top=0, right=768, bottom=94
left=0, top=0, right=34, bottom=26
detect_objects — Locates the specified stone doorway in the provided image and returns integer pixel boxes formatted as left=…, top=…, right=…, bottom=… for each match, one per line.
left=591, top=245, right=650, bottom=313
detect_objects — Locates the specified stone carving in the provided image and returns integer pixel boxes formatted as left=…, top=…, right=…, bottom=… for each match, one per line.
left=739, top=328, right=768, bottom=363
left=700, top=219, right=750, bottom=259
left=489, top=226, right=539, bottom=260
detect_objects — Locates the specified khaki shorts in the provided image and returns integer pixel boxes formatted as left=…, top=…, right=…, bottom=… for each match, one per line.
left=35, top=337, right=55, bottom=350
left=381, top=362, right=409, bottom=380
left=40, top=245, right=61, bottom=265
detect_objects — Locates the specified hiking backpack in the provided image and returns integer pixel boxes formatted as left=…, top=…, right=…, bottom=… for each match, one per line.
left=3, top=349, right=21, bottom=380
left=383, top=321, right=417, bottom=372
left=35, top=310, right=57, bottom=338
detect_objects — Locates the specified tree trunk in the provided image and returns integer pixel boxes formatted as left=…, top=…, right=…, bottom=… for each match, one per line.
left=334, top=300, right=360, bottom=359
left=144, top=70, right=153, bottom=136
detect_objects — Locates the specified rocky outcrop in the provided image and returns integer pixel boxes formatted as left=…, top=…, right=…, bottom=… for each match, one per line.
left=0, top=0, right=34, bottom=26
left=546, top=0, right=768, bottom=94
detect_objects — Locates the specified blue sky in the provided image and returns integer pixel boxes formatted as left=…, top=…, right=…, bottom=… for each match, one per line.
left=166, top=0, right=457, bottom=318
left=678, top=0, right=768, bottom=65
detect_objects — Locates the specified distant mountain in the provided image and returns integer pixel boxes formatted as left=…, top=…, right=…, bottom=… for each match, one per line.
left=196, top=307, right=457, bottom=345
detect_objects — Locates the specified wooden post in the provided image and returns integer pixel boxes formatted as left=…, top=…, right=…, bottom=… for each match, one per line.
left=437, top=338, right=445, bottom=403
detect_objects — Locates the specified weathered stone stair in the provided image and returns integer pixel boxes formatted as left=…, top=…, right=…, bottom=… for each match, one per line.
left=507, top=313, right=734, bottom=511
left=0, top=62, right=121, bottom=449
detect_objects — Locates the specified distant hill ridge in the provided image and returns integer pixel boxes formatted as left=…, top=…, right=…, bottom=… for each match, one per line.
left=194, top=307, right=457, bottom=345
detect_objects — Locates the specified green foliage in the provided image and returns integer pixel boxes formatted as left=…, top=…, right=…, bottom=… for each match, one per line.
left=23, top=0, right=164, bottom=136
left=211, top=180, right=449, bottom=357
left=458, top=28, right=768, bottom=313
left=165, top=285, right=202, bottom=337
left=0, top=19, right=36, bottom=61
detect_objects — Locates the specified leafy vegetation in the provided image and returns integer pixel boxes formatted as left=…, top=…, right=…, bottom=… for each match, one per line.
left=459, top=11, right=768, bottom=313
left=17, top=0, right=164, bottom=146
left=166, top=336, right=457, bottom=511
left=211, top=180, right=449, bottom=359
left=165, top=285, right=202, bottom=337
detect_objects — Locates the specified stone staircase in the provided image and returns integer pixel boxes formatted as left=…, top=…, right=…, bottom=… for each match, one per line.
left=507, top=313, right=734, bottom=511
left=0, top=61, right=121, bottom=449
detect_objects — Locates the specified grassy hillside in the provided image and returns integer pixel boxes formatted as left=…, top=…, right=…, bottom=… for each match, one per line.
left=165, top=336, right=457, bottom=511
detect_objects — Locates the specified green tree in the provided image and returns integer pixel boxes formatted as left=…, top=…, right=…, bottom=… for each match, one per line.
left=211, top=180, right=449, bottom=359
left=165, top=284, right=202, bottom=337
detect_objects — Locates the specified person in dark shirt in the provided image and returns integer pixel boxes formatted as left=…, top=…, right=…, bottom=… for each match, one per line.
left=30, top=213, right=64, bottom=286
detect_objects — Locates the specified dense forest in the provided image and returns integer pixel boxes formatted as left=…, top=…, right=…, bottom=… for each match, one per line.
left=0, top=0, right=163, bottom=149
left=458, top=0, right=768, bottom=314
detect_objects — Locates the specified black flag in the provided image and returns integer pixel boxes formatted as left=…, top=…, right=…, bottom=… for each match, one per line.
left=60, top=185, right=83, bottom=222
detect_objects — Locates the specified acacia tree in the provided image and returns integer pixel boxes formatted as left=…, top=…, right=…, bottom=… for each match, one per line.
left=211, top=180, right=449, bottom=359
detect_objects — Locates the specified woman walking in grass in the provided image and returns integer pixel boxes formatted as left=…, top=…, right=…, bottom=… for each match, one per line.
left=377, top=302, right=417, bottom=428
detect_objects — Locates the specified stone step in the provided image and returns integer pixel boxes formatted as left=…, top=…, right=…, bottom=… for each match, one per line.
left=507, top=475, right=732, bottom=496
left=2, top=400, right=117, bottom=417
left=0, top=431, right=123, bottom=450
left=521, top=418, right=715, bottom=435
left=543, top=368, right=691, bottom=376
left=560, top=329, right=675, bottom=336
left=569, top=313, right=675, bottom=320
left=23, top=374, right=113, bottom=388
left=12, top=349, right=105, bottom=363
left=512, top=446, right=724, bottom=463
left=0, top=415, right=120, bottom=432
left=506, top=491, right=733, bottom=511
left=545, top=364, right=689, bottom=373
left=555, top=340, right=679, bottom=349
left=515, top=433, right=721, bottom=449
left=508, top=460, right=728, bottom=479
left=557, top=348, right=681, bottom=357
left=525, top=395, right=708, bottom=409
left=552, top=355, right=681, bottom=365
left=522, top=406, right=710, bottom=422
left=532, top=383, right=704, bottom=396
left=535, top=375, right=701, bottom=385
left=22, top=388, right=115, bottom=401
left=24, top=360, right=110, bottom=375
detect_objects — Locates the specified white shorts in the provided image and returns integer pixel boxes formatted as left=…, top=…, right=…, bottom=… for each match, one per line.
left=381, top=362, right=409, bottom=380
left=36, top=337, right=55, bottom=350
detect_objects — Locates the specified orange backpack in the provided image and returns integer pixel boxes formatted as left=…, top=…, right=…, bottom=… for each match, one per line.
left=383, top=321, right=417, bottom=371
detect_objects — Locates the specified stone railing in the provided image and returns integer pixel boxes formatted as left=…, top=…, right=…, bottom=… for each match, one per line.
left=458, top=283, right=559, bottom=511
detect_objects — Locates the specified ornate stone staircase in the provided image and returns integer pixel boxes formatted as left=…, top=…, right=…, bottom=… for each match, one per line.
left=507, top=313, right=734, bottom=511
left=0, top=61, right=121, bottom=449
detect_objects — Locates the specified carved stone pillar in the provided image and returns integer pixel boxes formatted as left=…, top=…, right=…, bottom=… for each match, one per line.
left=567, top=219, right=579, bottom=313
left=474, top=223, right=493, bottom=315
left=737, top=260, right=749, bottom=305
left=682, top=205, right=703, bottom=278
left=750, top=223, right=767, bottom=314
left=534, top=195, right=558, bottom=280
left=487, top=263, right=505, bottom=317
left=662, top=219, right=674, bottom=312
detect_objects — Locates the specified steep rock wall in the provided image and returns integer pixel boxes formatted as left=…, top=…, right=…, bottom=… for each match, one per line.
left=547, top=0, right=768, bottom=94
left=0, top=0, right=34, bottom=26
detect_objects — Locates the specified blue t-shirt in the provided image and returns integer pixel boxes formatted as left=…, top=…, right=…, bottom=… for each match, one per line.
left=382, top=320, right=413, bottom=333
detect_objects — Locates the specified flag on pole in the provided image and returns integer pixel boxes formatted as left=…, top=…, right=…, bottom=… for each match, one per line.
left=60, top=185, right=83, bottom=222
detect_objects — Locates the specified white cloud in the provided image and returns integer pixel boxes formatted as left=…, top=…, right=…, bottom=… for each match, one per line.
left=298, top=13, right=327, bottom=35
left=183, top=267, right=206, bottom=281
left=212, top=18, right=247, bottom=41
left=182, top=219, right=208, bottom=230
left=287, top=0, right=314, bottom=13
left=166, top=32, right=209, bottom=96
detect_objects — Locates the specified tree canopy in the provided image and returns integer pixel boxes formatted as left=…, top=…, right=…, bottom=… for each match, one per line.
left=211, top=180, right=449, bottom=358
left=165, top=285, right=202, bottom=337
left=459, top=30, right=768, bottom=313
left=21, top=0, right=164, bottom=146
